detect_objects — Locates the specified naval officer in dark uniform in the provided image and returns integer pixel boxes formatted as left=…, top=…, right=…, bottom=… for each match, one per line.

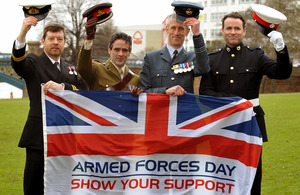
left=199, top=11, right=292, bottom=195
left=11, top=4, right=86, bottom=193
left=139, top=2, right=210, bottom=96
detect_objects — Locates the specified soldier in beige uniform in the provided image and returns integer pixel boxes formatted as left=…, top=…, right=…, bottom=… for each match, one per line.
left=77, top=3, right=141, bottom=94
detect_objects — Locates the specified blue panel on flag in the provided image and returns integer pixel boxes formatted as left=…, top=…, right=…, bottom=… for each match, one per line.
left=77, top=91, right=139, bottom=122
left=176, top=94, right=243, bottom=125
left=223, top=116, right=262, bottom=138
left=46, top=100, right=91, bottom=126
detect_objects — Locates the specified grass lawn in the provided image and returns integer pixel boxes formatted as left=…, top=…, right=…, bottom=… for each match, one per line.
left=0, top=98, right=28, bottom=195
left=0, top=93, right=299, bottom=194
left=260, top=93, right=300, bottom=194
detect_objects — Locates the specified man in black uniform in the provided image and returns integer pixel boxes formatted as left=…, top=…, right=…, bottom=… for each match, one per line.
left=11, top=16, right=86, bottom=194
left=199, top=12, right=292, bottom=194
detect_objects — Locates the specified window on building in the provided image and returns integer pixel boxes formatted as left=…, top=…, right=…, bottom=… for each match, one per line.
left=239, top=0, right=256, bottom=3
left=212, top=0, right=227, bottom=5
left=211, top=12, right=227, bottom=22
left=204, top=14, right=207, bottom=22
left=211, top=29, right=222, bottom=38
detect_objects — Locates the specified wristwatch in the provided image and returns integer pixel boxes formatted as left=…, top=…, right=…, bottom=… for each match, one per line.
left=193, top=34, right=201, bottom=38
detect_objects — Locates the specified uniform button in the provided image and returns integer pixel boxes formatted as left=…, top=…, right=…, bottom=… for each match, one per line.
left=171, top=77, right=175, bottom=81
left=230, top=80, right=234, bottom=83
left=230, top=66, right=234, bottom=70
left=105, top=85, right=109, bottom=87
left=231, top=54, right=235, bottom=57
left=216, top=71, right=219, bottom=74
left=246, top=69, right=249, bottom=72
left=157, top=73, right=160, bottom=77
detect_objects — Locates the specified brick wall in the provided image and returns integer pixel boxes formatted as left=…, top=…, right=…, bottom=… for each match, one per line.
left=260, top=67, right=300, bottom=93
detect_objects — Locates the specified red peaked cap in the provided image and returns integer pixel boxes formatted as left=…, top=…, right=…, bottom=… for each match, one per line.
left=82, top=3, right=113, bottom=24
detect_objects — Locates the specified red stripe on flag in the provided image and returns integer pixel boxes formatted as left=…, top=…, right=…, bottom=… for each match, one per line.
left=46, top=91, right=117, bottom=126
left=47, top=94, right=262, bottom=167
left=47, top=133, right=261, bottom=168
left=180, top=101, right=253, bottom=130
left=47, top=94, right=261, bottom=167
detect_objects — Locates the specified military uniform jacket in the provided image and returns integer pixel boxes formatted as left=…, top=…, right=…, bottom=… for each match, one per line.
left=77, top=45, right=139, bottom=91
left=138, top=34, right=210, bottom=94
left=199, top=43, right=292, bottom=141
left=11, top=41, right=86, bottom=150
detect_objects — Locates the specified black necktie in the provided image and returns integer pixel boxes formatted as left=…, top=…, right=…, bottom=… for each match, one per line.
left=54, top=62, right=60, bottom=71
left=172, top=50, right=178, bottom=60
left=171, top=50, right=178, bottom=65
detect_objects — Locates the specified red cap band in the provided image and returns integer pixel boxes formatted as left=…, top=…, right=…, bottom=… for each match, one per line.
left=253, top=12, right=279, bottom=29
left=92, top=7, right=111, bottom=18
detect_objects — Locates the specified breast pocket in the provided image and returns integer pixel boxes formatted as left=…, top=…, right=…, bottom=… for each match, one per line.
left=237, top=67, right=259, bottom=89
left=150, top=69, right=168, bottom=87
left=212, top=68, right=228, bottom=91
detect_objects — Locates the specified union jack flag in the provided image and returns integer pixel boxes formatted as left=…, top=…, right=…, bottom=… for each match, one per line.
left=43, top=90, right=262, bottom=195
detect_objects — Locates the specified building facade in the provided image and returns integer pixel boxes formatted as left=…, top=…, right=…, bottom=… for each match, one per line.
left=119, top=0, right=263, bottom=57
left=186, top=0, right=264, bottom=51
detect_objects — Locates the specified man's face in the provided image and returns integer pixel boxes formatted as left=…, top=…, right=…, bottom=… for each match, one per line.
left=108, top=39, right=131, bottom=68
left=41, top=31, right=66, bottom=60
left=222, top=17, right=246, bottom=48
left=166, top=19, right=190, bottom=49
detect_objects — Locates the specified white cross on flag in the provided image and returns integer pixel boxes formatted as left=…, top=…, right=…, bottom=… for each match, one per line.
left=42, top=90, right=262, bottom=195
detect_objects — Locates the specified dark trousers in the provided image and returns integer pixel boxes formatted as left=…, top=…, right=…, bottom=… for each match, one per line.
left=251, top=153, right=262, bottom=195
left=24, top=148, right=44, bottom=195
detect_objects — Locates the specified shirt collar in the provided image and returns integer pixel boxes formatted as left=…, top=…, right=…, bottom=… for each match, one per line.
left=110, top=59, right=125, bottom=73
left=45, top=53, right=60, bottom=64
left=166, top=44, right=183, bottom=58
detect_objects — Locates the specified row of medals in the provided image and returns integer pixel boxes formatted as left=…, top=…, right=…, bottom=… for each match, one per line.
left=172, top=61, right=195, bottom=74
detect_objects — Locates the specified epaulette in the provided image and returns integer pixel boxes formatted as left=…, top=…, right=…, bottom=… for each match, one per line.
left=93, top=59, right=107, bottom=66
left=93, top=59, right=101, bottom=63
left=209, top=48, right=223, bottom=55
left=246, top=46, right=262, bottom=51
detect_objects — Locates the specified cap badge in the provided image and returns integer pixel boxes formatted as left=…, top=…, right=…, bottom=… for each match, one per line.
left=186, top=8, right=193, bottom=15
left=226, top=47, right=230, bottom=52
left=269, top=24, right=275, bottom=28
left=28, top=7, right=40, bottom=15
left=97, top=10, right=105, bottom=17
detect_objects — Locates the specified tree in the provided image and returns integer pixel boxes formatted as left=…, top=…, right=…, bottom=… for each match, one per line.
left=240, top=0, right=300, bottom=93
left=242, top=0, right=300, bottom=61
left=133, top=46, right=157, bottom=59
left=41, top=0, right=118, bottom=65
left=93, top=20, right=119, bottom=58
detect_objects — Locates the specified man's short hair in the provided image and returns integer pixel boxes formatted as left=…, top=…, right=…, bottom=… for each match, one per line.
left=43, top=23, right=66, bottom=40
left=108, top=32, right=132, bottom=52
left=166, top=12, right=189, bottom=31
left=221, top=12, right=246, bottom=29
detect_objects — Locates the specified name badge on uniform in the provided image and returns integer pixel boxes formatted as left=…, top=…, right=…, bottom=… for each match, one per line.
left=171, top=61, right=195, bottom=74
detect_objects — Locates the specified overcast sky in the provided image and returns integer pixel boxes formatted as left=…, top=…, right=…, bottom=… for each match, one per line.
left=0, top=0, right=174, bottom=53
